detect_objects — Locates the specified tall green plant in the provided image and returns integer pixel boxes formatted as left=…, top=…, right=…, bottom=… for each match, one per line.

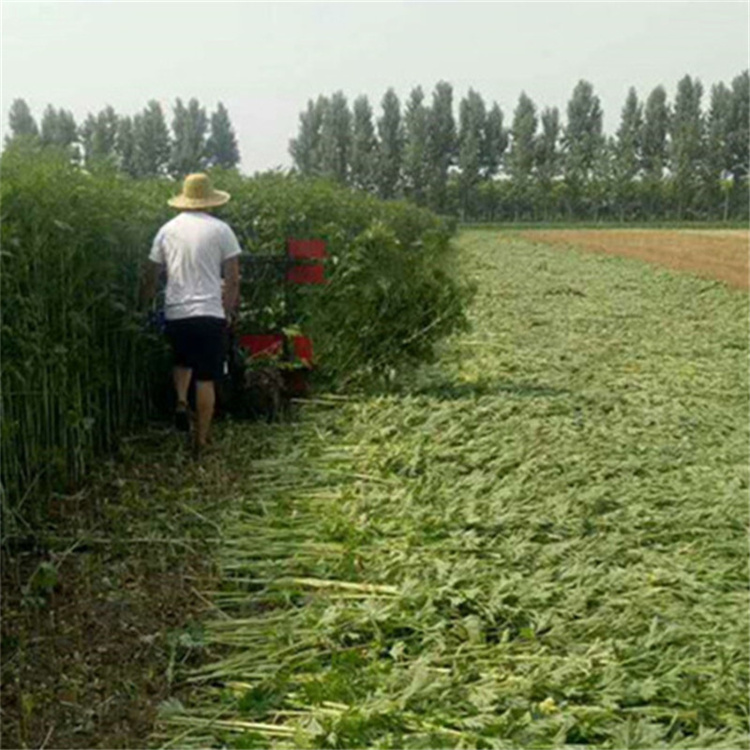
left=0, top=144, right=171, bottom=533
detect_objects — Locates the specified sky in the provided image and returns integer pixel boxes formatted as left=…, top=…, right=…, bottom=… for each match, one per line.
left=1, top=1, right=748, bottom=174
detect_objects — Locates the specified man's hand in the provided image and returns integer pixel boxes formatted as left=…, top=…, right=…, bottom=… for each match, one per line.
left=222, top=256, right=240, bottom=319
left=139, top=260, right=162, bottom=310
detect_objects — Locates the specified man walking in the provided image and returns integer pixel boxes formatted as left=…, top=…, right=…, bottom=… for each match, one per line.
left=142, top=173, right=241, bottom=458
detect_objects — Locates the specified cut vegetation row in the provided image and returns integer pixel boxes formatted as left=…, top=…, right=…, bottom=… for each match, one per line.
left=157, top=230, right=749, bottom=749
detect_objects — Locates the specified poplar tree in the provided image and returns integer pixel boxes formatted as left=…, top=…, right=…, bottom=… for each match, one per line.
left=289, top=96, right=328, bottom=176
left=615, top=88, right=642, bottom=181
left=535, top=106, right=561, bottom=218
left=170, top=98, right=209, bottom=177
left=40, top=105, right=78, bottom=149
left=591, top=136, right=617, bottom=220
left=206, top=102, right=240, bottom=169
left=350, top=95, right=377, bottom=192
left=482, top=102, right=507, bottom=179
left=508, top=92, right=538, bottom=219
left=115, top=115, right=137, bottom=177
left=403, top=86, right=430, bottom=204
left=563, top=80, right=603, bottom=185
left=133, top=100, right=171, bottom=177
left=562, top=80, right=603, bottom=216
left=508, top=92, right=537, bottom=181
left=613, top=88, right=643, bottom=219
left=6, top=99, right=38, bottom=143
left=641, top=85, right=670, bottom=181
left=426, top=81, right=456, bottom=213
left=319, top=91, right=351, bottom=183
left=376, top=88, right=403, bottom=199
left=458, top=89, right=487, bottom=218
left=80, top=105, right=119, bottom=167
left=670, top=75, right=704, bottom=217
left=638, top=84, right=670, bottom=216
left=703, top=83, right=733, bottom=217
left=728, top=70, right=749, bottom=183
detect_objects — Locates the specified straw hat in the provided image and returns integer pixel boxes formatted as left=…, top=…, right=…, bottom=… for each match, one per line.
left=168, top=173, right=230, bottom=209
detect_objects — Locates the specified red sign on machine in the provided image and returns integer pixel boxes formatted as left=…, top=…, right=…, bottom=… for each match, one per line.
left=235, top=239, right=322, bottom=375
left=287, top=239, right=327, bottom=260
left=239, top=333, right=284, bottom=358
left=286, top=238, right=328, bottom=285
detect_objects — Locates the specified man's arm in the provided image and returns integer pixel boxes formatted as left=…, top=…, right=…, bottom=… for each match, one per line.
left=139, top=260, right=162, bottom=309
left=222, top=256, right=240, bottom=319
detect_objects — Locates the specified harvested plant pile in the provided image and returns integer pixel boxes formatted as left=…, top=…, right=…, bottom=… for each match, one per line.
left=158, top=230, right=749, bottom=748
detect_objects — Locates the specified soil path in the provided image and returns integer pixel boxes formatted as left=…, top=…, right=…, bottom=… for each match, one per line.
left=520, top=228, right=749, bottom=289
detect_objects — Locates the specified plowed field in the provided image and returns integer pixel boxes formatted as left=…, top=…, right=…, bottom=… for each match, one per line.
left=521, top=229, right=749, bottom=289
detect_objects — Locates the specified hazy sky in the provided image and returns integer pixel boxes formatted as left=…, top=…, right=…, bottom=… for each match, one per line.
left=2, top=2, right=748, bottom=174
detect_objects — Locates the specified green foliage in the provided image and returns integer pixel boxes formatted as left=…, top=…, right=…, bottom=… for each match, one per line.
left=170, top=97, right=209, bottom=177
left=115, top=115, right=137, bottom=177
left=133, top=100, right=171, bottom=177
left=402, top=87, right=430, bottom=206
left=320, top=92, right=352, bottom=184
left=457, top=89, right=486, bottom=219
left=728, top=70, right=749, bottom=182
left=1, top=149, right=469, bottom=522
left=206, top=102, right=241, bottom=170
left=615, top=87, right=643, bottom=183
left=79, top=105, right=119, bottom=168
left=215, top=170, right=471, bottom=386
left=0, top=143, right=172, bottom=529
left=508, top=92, right=538, bottom=220
left=377, top=89, right=404, bottom=200
left=482, top=102, right=507, bottom=180
left=670, top=76, right=705, bottom=218
left=6, top=99, right=38, bottom=143
left=285, top=70, right=748, bottom=222
left=350, top=96, right=378, bottom=193
left=642, top=85, right=670, bottom=183
left=563, top=79, right=604, bottom=196
left=39, top=105, right=78, bottom=161
left=426, top=82, right=457, bottom=214
left=290, top=96, right=328, bottom=177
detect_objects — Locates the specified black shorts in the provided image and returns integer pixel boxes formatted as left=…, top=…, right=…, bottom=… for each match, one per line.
left=165, top=316, right=226, bottom=382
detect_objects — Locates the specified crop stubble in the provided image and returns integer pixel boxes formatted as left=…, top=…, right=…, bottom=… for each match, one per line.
left=520, top=229, right=749, bottom=290
left=158, top=230, right=749, bottom=749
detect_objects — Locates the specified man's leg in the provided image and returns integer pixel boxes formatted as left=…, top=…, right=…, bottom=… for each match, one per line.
left=173, top=366, right=192, bottom=432
left=195, top=380, right=215, bottom=449
left=173, top=366, right=192, bottom=407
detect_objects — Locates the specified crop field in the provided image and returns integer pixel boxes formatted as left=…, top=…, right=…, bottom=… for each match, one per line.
left=519, top=229, right=749, bottom=290
left=156, top=229, right=749, bottom=749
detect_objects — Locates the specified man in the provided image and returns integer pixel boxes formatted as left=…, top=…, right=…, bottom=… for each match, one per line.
left=142, top=173, right=241, bottom=458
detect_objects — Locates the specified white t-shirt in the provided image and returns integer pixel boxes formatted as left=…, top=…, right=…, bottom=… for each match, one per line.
left=149, top=211, right=241, bottom=321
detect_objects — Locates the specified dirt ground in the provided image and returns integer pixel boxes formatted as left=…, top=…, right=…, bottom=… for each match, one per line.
left=520, top=229, right=749, bottom=289
left=1, top=429, right=231, bottom=749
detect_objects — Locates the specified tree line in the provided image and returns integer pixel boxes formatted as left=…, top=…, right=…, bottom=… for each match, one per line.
left=5, top=97, right=241, bottom=177
left=289, top=73, right=749, bottom=222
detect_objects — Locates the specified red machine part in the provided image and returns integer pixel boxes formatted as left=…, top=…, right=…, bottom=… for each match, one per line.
left=287, top=238, right=327, bottom=260
left=286, top=264, right=325, bottom=285
left=239, top=333, right=283, bottom=358
left=291, top=335, right=313, bottom=365
left=286, top=238, right=328, bottom=285
left=236, top=240, right=323, bottom=374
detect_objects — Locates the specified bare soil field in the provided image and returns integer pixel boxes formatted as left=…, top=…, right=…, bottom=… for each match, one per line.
left=520, top=229, right=749, bottom=289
